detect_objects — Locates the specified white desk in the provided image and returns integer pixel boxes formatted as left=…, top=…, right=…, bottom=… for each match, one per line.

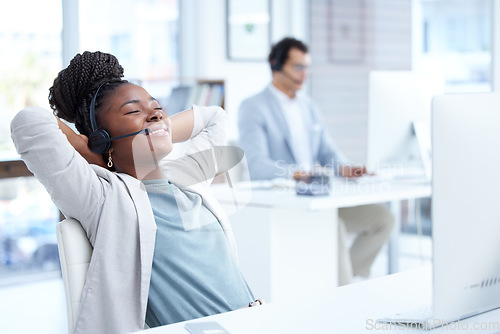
left=210, top=179, right=431, bottom=302
left=134, top=267, right=500, bottom=333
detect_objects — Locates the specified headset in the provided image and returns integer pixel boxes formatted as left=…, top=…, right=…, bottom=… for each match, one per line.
left=271, top=43, right=286, bottom=72
left=87, top=80, right=149, bottom=154
left=271, top=44, right=303, bottom=84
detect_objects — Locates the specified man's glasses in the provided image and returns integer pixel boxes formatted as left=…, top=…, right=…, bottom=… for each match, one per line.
left=291, top=64, right=310, bottom=73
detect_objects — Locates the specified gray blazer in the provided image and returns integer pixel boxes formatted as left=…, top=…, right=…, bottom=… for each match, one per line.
left=238, top=86, right=347, bottom=180
left=11, top=105, right=237, bottom=334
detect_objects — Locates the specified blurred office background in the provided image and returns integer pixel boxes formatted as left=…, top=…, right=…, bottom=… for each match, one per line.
left=0, top=0, right=498, bottom=333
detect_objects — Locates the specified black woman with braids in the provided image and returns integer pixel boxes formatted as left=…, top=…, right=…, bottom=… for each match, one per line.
left=11, top=51, right=261, bottom=334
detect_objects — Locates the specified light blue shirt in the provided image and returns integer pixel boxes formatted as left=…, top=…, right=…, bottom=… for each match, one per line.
left=143, top=179, right=254, bottom=327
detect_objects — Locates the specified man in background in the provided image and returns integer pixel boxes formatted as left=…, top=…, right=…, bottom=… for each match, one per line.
left=237, top=37, right=394, bottom=285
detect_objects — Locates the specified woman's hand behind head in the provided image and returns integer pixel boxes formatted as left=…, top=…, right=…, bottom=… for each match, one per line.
left=57, top=118, right=107, bottom=168
left=76, top=134, right=108, bottom=168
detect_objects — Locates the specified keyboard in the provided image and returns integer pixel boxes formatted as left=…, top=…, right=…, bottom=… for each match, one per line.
left=378, top=306, right=433, bottom=324
left=347, top=173, right=430, bottom=185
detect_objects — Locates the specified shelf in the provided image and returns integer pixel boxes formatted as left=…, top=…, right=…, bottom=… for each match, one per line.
left=165, top=79, right=225, bottom=115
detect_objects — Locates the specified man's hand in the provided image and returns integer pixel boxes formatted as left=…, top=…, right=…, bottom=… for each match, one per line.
left=340, top=165, right=369, bottom=177
left=293, top=170, right=311, bottom=182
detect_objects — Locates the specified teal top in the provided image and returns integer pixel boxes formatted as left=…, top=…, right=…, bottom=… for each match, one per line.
left=143, top=179, right=254, bottom=327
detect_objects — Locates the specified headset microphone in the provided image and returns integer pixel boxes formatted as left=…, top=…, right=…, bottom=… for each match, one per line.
left=89, top=128, right=152, bottom=153
left=272, top=44, right=303, bottom=85
left=280, top=69, right=303, bottom=85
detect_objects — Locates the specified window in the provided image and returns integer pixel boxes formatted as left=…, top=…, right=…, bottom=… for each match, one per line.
left=0, top=0, right=62, bottom=159
left=79, top=0, right=180, bottom=101
left=0, top=0, right=62, bottom=280
left=0, top=0, right=180, bottom=282
left=418, top=0, right=493, bottom=92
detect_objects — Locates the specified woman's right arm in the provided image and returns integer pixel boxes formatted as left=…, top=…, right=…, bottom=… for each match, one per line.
left=163, top=105, right=229, bottom=187
left=56, top=118, right=107, bottom=168
left=10, top=107, right=106, bottom=228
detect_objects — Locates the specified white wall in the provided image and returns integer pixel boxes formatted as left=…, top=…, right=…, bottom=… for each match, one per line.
left=180, top=0, right=308, bottom=141
left=494, top=0, right=500, bottom=91
left=180, top=0, right=412, bottom=163
left=181, top=0, right=500, bottom=152
left=309, top=0, right=412, bottom=164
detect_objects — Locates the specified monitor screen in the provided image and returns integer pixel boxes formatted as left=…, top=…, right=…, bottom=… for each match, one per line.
left=366, top=71, right=443, bottom=175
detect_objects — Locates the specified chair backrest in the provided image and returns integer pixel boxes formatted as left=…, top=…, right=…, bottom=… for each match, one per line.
left=56, top=218, right=93, bottom=334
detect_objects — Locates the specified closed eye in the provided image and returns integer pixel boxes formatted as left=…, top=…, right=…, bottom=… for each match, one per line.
left=125, top=110, right=140, bottom=115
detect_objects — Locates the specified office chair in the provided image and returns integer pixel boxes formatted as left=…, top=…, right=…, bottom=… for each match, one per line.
left=56, top=218, right=93, bottom=334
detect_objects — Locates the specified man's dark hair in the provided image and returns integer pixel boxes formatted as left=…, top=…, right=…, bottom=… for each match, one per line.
left=268, top=37, right=308, bottom=72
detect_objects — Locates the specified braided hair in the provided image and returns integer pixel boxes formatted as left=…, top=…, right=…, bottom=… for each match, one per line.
left=48, top=51, right=127, bottom=136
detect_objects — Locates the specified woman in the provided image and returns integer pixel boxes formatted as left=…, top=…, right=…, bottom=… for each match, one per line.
left=11, top=51, right=260, bottom=334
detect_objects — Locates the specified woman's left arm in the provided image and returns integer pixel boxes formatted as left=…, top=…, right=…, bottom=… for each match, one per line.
left=170, top=105, right=227, bottom=147
left=170, top=108, right=195, bottom=143
left=164, top=105, right=228, bottom=186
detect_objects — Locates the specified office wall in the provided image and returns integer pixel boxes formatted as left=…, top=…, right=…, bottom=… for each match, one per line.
left=179, top=0, right=308, bottom=141
left=310, top=0, right=412, bottom=164
left=180, top=0, right=412, bottom=162
left=181, top=0, right=500, bottom=160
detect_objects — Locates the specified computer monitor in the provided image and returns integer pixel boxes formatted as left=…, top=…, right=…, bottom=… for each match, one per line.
left=378, top=92, right=500, bottom=328
left=432, top=92, right=500, bottom=322
left=366, top=71, right=443, bottom=178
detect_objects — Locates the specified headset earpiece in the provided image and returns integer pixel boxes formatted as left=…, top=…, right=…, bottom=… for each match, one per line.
left=88, top=129, right=112, bottom=154
left=271, top=59, right=282, bottom=71
left=271, top=44, right=285, bottom=72
left=88, top=80, right=112, bottom=154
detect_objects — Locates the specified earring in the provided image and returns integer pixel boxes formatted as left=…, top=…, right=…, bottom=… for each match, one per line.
left=107, top=152, right=113, bottom=168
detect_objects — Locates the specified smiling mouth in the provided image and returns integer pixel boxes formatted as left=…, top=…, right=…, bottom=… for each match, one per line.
left=145, top=128, right=169, bottom=136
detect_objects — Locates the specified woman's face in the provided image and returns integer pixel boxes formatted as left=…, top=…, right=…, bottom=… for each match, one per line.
left=99, top=84, right=173, bottom=175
